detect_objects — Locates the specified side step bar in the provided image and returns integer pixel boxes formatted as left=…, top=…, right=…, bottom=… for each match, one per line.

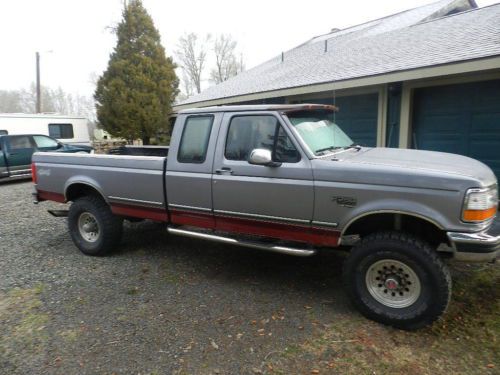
left=48, top=209, right=69, bottom=217
left=167, top=227, right=317, bottom=257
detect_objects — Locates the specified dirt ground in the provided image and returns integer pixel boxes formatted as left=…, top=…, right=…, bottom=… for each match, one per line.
left=0, top=181, right=498, bottom=375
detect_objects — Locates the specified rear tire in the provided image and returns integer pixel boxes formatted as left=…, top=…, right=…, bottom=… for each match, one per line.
left=68, top=195, right=123, bottom=256
left=342, top=231, right=451, bottom=330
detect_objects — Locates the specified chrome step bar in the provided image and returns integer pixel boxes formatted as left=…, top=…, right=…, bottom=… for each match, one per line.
left=167, top=227, right=317, bottom=257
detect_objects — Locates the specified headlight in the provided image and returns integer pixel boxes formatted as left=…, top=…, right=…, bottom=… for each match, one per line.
left=462, top=186, right=498, bottom=222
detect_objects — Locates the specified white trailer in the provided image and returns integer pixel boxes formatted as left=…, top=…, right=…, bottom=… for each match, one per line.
left=0, top=114, right=91, bottom=145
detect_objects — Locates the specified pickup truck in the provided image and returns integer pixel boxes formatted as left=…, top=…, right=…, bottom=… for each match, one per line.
left=0, top=134, right=93, bottom=180
left=31, top=104, right=499, bottom=330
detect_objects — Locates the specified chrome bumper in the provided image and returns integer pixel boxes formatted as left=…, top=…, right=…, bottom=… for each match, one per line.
left=447, top=230, right=499, bottom=263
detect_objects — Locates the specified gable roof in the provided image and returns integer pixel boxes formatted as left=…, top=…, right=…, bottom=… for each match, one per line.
left=306, top=0, right=474, bottom=45
left=178, top=0, right=500, bottom=108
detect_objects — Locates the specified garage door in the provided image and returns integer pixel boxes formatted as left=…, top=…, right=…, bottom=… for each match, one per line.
left=300, top=93, right=379, bottom=147
left=413, top=80, right=500, bottom=180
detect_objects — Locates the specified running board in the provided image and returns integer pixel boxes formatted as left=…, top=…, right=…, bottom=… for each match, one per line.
left=48, top=209, right=69, bottom=217
left=167, top=227, right=317, bottom=257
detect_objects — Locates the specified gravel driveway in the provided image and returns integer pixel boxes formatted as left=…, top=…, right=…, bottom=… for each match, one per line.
left=0, top=181, right=498, bottom=375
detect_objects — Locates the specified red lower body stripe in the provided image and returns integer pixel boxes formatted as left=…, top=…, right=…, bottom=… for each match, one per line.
left=36, top=191, right=339, bottom=247
left=37, top=190, right=66, bottom=203
left=170, top=209, right=215, bottom=229
left=170, top=209, right=339, bottom=247
left=110, top=203, right=168, bottom=222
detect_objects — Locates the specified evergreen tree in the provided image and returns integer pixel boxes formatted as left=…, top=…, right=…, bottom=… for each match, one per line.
left=95, top=0, right=178, bottom=144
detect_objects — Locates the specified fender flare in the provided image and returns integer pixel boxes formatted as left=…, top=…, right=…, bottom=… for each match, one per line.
left=64, top=176, right=107, bottom=203
left=340, top=200, right=447, bottom=236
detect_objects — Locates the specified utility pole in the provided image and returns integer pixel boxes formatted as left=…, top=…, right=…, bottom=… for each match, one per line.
left=36, top=51, right=41, bottom=113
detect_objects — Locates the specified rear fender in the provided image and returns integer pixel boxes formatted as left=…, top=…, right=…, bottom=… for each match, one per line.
left=64, top=176, right=107, bottom=203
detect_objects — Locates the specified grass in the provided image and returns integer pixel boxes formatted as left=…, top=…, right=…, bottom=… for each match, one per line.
left=267, top=262, right=499, bottom=375
left=0, top=284, right=50, bottom=370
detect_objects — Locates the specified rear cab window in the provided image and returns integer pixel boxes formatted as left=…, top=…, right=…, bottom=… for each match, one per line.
left=177, top=116, right=214, bottom=163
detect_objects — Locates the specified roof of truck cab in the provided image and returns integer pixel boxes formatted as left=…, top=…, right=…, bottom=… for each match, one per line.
left=178, top=104, right=338, bottom=114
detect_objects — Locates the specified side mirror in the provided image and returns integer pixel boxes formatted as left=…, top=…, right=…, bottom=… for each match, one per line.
left=248, top=149, right=281, bottom=167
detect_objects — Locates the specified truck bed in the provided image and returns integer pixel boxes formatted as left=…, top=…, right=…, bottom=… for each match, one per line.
left=108, top=145, right=169, bottom=157
left=33, top=152, right=168, bottom=221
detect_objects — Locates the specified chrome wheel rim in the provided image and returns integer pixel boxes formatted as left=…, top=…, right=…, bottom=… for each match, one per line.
left=78, top=212, right=100, bottom=243
left=365, top=259, right=421, bottom=308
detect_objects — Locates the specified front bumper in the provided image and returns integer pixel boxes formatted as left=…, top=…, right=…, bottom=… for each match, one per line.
left=447, top=226, right=500, bottom=262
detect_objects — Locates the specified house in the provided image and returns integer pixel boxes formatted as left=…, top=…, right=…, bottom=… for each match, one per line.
left=175, top=0, right=500, bottom=179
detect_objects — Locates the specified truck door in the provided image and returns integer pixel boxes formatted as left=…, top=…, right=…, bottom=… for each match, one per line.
left=0, top=139, right=8, bottom=178
left=165, top=113, right=223, bottom=229
left=5, top=135, right=35, bottom=176
left=212, top=112, right=316, bottom=244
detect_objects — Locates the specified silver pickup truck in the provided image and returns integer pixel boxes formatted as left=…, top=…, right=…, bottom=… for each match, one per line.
left=32, top=104, right=499, bottom=330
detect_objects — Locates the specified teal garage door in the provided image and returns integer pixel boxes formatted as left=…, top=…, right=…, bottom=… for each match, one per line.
left=413, top=80, right=500, bottom=180
left=300, top=93, right=379, bottom=147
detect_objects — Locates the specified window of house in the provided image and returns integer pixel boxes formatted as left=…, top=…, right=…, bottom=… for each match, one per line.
left=177, top=116, right=214, bottom=163
left=225, top=115, right=300, bottom=163
left=48, top=123, right=74, bottom=139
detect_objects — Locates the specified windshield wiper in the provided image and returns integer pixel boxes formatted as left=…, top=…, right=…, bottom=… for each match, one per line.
left=315, top=146, right=342, bottom=155
left=344, top=143, right=362, bottom=151
left=315, top=144, right=362, bottom=155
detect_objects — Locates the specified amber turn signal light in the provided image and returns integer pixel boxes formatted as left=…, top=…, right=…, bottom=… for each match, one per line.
left=462, top=207, right=496, bottom=222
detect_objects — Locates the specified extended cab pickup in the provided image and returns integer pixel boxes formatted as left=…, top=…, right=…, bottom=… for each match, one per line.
left=32, top=104, right=499, bottom=329
left=0, top=134, right=92, bottom=181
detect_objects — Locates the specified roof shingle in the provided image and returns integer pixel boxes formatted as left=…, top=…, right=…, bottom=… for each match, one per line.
left=180, top=1, right=500, bottom=106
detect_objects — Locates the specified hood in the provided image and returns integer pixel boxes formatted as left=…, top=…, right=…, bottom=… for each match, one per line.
left=313, top=147, right=497, bottom=190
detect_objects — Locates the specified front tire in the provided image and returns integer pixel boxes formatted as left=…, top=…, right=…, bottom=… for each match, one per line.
left=342, top=231, right=451, bottom=330
left=68, top=195, right=123, bottom=256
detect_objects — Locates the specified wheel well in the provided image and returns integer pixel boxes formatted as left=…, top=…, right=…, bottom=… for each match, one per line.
left=343, top=213, right=448, bottom=247
left=66, top=183, right=104, bottom=202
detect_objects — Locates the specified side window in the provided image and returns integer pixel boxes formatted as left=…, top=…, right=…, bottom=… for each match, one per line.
left=225, top=115, right=300, bottom=163
left=8, top=136, right=34, bottom=150
left=33, top=135, right=59, bottom=149
left=0, top=130, right=8, bottom=135
left=225, top=116, right=276, bottom=161
left=49, top=123, right=74, bottom=139
left=178, top=116, right=214, bottom=163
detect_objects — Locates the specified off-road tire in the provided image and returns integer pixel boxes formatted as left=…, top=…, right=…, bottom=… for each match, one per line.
left=68, top=195, right=123, bottom=256
left=342, top=231, right=451, bottom=330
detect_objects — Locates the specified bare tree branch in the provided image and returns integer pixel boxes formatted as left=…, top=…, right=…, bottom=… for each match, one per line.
left=175, top=33, right=210, bottom=94
left=210, top=34, right=244, bottom=85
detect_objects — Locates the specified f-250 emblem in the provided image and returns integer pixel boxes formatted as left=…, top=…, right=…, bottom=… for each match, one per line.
left=332, top=196, right=357, bottom=207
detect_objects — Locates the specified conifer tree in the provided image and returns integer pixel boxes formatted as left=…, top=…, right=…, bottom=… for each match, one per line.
left=95, top=0, right=178, bottom=144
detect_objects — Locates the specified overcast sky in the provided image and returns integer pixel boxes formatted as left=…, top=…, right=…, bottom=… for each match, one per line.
left=0, top=0, right=497, bottom=98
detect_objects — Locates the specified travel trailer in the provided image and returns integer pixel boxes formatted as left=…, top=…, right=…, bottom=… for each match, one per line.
left=0, top=114, right=91, bottom=145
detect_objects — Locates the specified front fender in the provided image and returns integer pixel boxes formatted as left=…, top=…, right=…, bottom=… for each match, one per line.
left=339, top=199, right=448, bottom=235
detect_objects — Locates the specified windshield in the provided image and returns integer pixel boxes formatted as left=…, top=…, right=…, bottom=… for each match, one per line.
left=285, top=110, right=354, bottom=155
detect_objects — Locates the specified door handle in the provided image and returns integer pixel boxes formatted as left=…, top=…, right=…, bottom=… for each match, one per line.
left=215, top=167, right=233, bottom=175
